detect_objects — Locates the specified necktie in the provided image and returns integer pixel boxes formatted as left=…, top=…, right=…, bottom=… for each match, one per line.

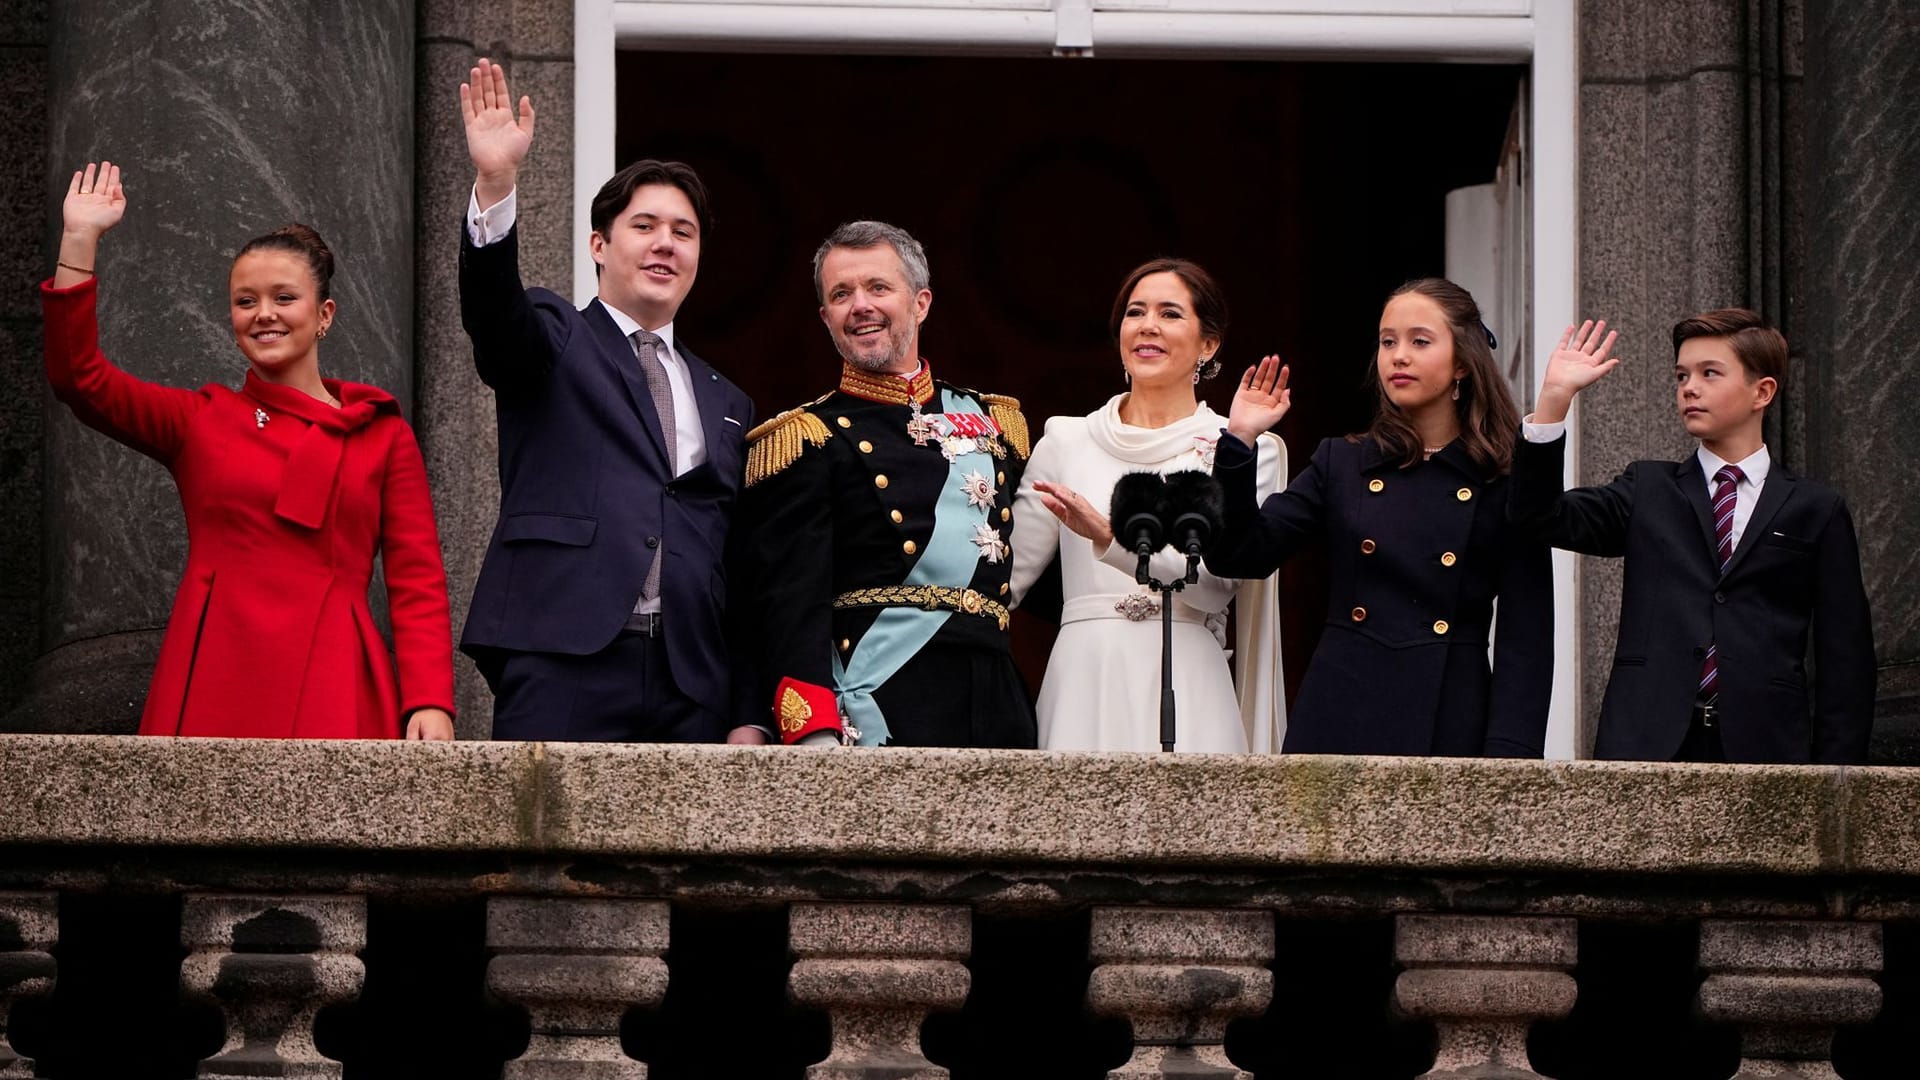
left=633, top=330, right=675, bottom=601
left=1696, top=464, right=1745, bottom=703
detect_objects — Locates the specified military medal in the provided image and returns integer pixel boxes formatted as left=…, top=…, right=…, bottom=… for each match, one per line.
left=971, top=521, right=1009, bottom=564
left=906, top=402, right=938, bottom=446
left=961, top=470, right=996, bottom=510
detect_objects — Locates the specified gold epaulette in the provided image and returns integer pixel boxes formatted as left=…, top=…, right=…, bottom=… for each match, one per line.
left=979, top=393, right=1030, bottom=460
left=745, top=400, right=833, bottom=487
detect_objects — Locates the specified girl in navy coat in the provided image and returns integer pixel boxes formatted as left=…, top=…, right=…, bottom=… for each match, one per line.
left=1206, top=278, right=1553, bottom=756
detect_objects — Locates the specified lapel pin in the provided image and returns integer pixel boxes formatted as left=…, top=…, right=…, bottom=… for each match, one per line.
left=255, top=408, right=269, bottom=429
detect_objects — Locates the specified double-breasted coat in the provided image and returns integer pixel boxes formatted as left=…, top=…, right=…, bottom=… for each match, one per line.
left=1208, top=432, right=1553, bottom=756
left=42, top=276, right=455, bottom=738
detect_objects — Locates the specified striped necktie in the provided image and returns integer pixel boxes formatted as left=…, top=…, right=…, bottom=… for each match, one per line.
left=633, top=330, right=674, bottom=601
left=1696, top=464, right=1745, bottom=704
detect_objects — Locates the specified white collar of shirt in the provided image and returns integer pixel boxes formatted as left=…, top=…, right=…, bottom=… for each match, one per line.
left=1697, top=443, right=1771, bottom=492
left=600, top=302, right=676, bottom=361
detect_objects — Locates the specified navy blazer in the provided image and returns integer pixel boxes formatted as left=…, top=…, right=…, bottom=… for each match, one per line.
left=1508, top=434, right=1874, bottom=764
left=457, top=223, right=753, bottom=712
left=1209, top=434, right=1554, bottom=757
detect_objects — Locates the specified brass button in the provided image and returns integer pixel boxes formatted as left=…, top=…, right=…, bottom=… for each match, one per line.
left=858, top=440, right=874, bottom=453
left=1433, top=620, right=1449, bottom=635
left=840, top=638, right=851, bottom=651
left=1000, top=507, right=1011, bottom=522
left=1456, top=487, right=1472, bottom=502
left=1441, top=551, right=1457, bottom=567
left=836, top=416, right=851, bottom=429
left=999, top=583, right=1009, bottom=595
left=874, top=474, right=889, bottom=489
left=890, top=509, right=904, bottom=524
left=903, top=540, right=917, bottom=555
left=997, top=472, right=1006, bottom=484
left=1360, top=538, right=1377, bottom=555
left=1351, top=606, right=1367, bottom=622
left=1368, top=478, right=1385, bottom=493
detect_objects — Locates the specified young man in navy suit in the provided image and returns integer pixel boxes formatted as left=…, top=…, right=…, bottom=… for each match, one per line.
left=1511, top=310, right=1874, bottom=763
left=456, top=59, right=761, bottom=743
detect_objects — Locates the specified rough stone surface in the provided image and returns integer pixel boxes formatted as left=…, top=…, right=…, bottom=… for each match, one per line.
left=1395, top=915, right=1577, bottom=968
left=1087, top=908, right=1271, bottom=1080
left=1696, top=920, right=1882, bottom=973
left=0, top=893, right=55, bottom=1079
left=487, top=897, right=667, bottom=1079
left=488, top=897, right=670, bottom=953
left=1088, top=907, right=1273, bottom=965
left=789, top=903, right=971, bottom=1080
left=790, top=903, right=969, bottom=958
left=1393, top=915, right=1577, bottom=1080
left=1696, top=918, right=1883, bottom=1073
left=179, top=894, right=366, bottom=1078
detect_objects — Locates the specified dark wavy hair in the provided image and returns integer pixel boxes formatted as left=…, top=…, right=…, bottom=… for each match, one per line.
left=1360, top=277, right=1520, bottom=475
left=236, top=223, right=334, bottom=302
left=1108, top=257, right=1229, bottom=380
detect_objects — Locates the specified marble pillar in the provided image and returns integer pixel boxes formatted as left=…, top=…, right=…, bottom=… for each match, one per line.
left=1085, top=907, right=1273, bottom=1079
left=486, top=897, right=669, bottom=1078
left=415, top=0, right=576, bottom=738
left=16, top=0, right=415, bottom=733
left=1802, top=0, right=1920, bottom=762
left=1393, top=915, right=1577, bottom=1079
left=788, top=902, right=971, bottom=1080
left=1696, top=920, right=1882, bottom=1078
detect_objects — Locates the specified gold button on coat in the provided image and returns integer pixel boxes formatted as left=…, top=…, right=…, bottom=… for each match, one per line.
left=1351, top=606, right=1367, bottom=622
left=890, top=509, right=904, bottom=524
left=840, top=638, right=851, bottom=651
left=1433, top=620, right=1449, bottom=635
left=836, top=416, right=851, bottom=429
left=1000, top=507, right=1011, bottom=521
left=858, top=440, right=874, bottom=453
left=874, top=474, right=889, bottom=489
left=999, top=583, right=1009, bottom=595
left=903, top=540, right=917, bottom=554
left=1360, top=538, right=1377, bottom=554
left=1441, top=551, right=1457, bottom=567
left=1456, top=487, right=1472, bottom=502
left=997, top=472, right=1006, bottom=484
left=1368, top=478, right=1385, bottom=493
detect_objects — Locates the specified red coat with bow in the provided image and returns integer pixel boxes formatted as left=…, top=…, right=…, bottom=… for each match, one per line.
left=42, top=276, right=455, bottom=738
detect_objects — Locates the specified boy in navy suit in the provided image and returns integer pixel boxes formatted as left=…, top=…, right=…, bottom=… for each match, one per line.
left=1510, top=310, right=1874, bottom=763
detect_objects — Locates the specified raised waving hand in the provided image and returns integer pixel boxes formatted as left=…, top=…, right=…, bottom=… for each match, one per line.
left=462, top=58, right=535, bottom=209
left=1530, top=319, right=1620, bottom=425
left=53, top=161, right=126, bottom=288
left=1225, top=355, right=1291, bottom=448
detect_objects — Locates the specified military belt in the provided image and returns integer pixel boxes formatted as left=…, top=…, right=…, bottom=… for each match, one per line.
left=832, top=586, right=1010, bottom=631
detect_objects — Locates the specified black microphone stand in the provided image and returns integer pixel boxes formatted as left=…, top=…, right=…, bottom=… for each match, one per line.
left=1135, top=550, right=1203, bottom=753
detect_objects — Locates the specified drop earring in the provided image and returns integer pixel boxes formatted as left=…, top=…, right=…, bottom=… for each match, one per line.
left=1451, top=378, right=1461, bottom=401
left=1123, top=366, right=1131, bottom=385
left=1194, top=357, right=1210, bottom=385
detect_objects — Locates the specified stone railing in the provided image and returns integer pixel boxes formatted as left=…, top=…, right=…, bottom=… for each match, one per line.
left=0, top=736, right=1915, bottom=1077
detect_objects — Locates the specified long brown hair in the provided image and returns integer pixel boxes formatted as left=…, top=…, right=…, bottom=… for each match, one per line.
left=1360, top=277, right=1520, bottom=475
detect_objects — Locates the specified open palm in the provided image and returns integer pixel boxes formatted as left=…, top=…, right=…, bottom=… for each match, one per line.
left=63, top=161, right=126, bottom=237
left=1543, top=319, right=1620, bottom=395
left=462, top=59, right=535, bottom=176
left=1227, top=355, right=1291, bottom=443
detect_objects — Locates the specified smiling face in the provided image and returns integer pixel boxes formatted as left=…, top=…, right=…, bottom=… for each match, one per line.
left=1119, top=271, right=1218, bottom=390
left=817, top=244, right=931, bottom=375
left=1376, top=292, right=1464, bottom=416
left=590, top=182, right=701, bottom=328
left=1675, top=335, right=1774, bottom=443
left=229, top=250, right=333, bottom=377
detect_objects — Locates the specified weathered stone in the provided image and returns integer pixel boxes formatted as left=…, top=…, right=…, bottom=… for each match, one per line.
left=1394, top=915, right=1577, bottom=1079
left=789, top=903, right=970, bottom=1079
left=0, top=893, right=55, bottom=1079
left=1695, top=920, right=1883, bottom=1078
left=179, top=894, right=366, bottom=1078
left=1087, top=908, right=1271, bottom=1078
left=487, top=898, right=668, bottom=1079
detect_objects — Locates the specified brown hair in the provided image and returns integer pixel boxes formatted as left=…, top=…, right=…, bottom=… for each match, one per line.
left=236, top=224, right=334, bottom=302
left=591, top=159, right=712, bottom=238
left=1362, top=277, right=1520, bottom=475
left=1109, top=258, right=1229, bottom=380
left=1671, top=308, right=1787, bottom=389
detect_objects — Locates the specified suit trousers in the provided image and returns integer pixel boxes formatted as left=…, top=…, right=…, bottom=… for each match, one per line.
left=482, top=630, right=726, bottom=742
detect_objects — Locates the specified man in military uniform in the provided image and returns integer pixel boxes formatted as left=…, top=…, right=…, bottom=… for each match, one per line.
left=737, top=221, right=1037, bottom=748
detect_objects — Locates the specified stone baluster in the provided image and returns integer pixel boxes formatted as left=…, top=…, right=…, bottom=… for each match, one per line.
left=1696, top=919, right=1883, bottom=1079
left=179, top=894, right=366, bottom=1078
left=1393, top=914, right=1577, bottom=1079
left=0, top=893, right=56, bottom=1078
left=788, top=902, right=971, bottom=1079
left=486, top=898, right=669, bottom=1078
left=1085, top=907, right=1273, bottom=1078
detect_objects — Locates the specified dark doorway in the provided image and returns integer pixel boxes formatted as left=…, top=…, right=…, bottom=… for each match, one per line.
left=618, top=52, right=1524, bottom=702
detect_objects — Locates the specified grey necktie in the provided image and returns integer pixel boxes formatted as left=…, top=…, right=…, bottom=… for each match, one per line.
left=633, top=330, right=675, bottom=601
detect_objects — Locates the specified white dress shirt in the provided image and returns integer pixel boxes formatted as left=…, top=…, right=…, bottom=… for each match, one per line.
left=1520, top=416, right=1771, bottom=553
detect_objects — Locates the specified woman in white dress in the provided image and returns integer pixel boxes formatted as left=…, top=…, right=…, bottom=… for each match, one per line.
left=1010, top=258, right=1286, bottom=753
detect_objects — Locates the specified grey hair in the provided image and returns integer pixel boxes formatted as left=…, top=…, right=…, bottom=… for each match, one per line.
left=812, top=220, right=931, bottom=302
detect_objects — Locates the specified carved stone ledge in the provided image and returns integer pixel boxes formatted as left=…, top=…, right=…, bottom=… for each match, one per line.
left=0, top=893, right=56, bottom=1079
left=486, top=897, right=669, bottom=1079
left=789, top=902, right=970, bottom=1080
left=179, top=894, right=366, bottom=1078
left=1394, top=914, right=1577, bottom=1079
left=1086, top=907, right=1273, bottom=1078
left=1696, top=919, right=1883, bottom=1079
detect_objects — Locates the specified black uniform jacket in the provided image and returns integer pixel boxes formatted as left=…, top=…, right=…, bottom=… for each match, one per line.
left=1209, top=433, right=1553, bottom=757
left=733, top=364, right=1037, bottom=748
left=1508, top=434, right=1874, bottom=763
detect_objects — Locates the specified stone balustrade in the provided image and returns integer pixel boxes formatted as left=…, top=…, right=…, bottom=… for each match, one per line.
left=1, top=736, right=1917, bottom=1076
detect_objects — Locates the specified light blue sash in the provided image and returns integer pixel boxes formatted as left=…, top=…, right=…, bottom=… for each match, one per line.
left=833, top=390, right=998, bottom=745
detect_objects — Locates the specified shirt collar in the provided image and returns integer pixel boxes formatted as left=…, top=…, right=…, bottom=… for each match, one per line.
left=600, top=300, right=675, bottom=360
left=1697, top=443, right=1771, bottom=487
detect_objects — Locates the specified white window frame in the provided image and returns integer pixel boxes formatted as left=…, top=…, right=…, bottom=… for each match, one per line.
left=575, top=0, right=1583, bottom=758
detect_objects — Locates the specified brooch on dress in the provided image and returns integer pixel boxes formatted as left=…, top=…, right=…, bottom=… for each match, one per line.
left=1193, top=436, right=1218, bottom=469
left=254, top=408, right=269, bottom=429
left=1114, top=593, right=1160, bottom=621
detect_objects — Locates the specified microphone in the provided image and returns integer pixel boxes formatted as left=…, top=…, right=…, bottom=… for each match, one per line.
left=1162, top=470, right=1224, bottom=556
left=1109, top=472, right=1168, bottom=580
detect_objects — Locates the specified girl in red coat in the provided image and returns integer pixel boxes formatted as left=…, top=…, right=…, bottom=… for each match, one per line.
left=42, top=161, right=456, bottom=740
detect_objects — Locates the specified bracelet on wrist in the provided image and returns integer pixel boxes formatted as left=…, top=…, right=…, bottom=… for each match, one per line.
left=56, top=260, right=94, bottom=276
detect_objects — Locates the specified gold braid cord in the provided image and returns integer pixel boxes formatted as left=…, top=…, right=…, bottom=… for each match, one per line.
left=834, top=586, right=1011, bottom=631
left=745, top=406, right=832, bottom=487
left=980, top=394, right=1030, bottom=460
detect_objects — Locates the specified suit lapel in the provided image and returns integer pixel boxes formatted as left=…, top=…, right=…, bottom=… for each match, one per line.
left=679, top=341, right=731, bottom=461
left=584, top=299, right=671, bottom=462
left=1675, top=457, right=1721, bottom=567
left=1722, top=468, right=1798, bottom=579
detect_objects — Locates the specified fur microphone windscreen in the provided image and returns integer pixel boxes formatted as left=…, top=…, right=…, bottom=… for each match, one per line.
left=1109, top=471, right=1169, bottom=556
left=1161, top=470, right=1224, bottom=554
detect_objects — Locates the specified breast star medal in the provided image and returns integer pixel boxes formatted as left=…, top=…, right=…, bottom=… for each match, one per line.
left=961, top=470, right=996, bottom=510
left=971, top=521, right=1009, bottom=564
